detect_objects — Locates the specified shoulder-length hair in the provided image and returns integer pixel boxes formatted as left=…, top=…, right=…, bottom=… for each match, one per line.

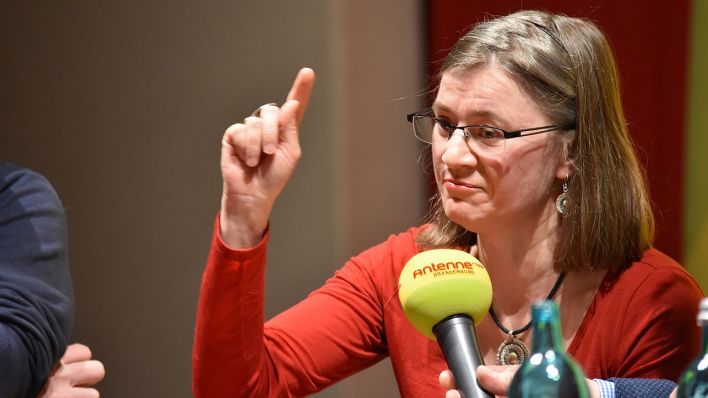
left=417, top=10, right=654, bottom=275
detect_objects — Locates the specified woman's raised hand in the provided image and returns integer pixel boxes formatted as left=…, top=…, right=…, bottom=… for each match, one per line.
left=219, top=68, right=315, bottom=248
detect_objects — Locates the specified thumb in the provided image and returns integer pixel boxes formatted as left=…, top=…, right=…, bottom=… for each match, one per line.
left=61, top=343, right=93, bottom=364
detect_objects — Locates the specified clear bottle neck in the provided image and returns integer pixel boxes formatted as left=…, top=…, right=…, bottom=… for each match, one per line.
left=530, top=302, right=564, bottom=353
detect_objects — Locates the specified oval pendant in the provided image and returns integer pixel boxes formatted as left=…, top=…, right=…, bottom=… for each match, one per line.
left=497, top=335, right=529, bottom=365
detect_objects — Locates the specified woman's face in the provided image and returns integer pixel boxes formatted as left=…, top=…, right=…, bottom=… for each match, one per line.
left=432, top=65, right=569, bottom=234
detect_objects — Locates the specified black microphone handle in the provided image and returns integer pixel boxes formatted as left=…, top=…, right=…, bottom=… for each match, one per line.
left=433, top=315, right=494, bottom=398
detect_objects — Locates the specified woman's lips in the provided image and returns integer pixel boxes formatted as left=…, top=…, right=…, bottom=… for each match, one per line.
left=442, top=179, right=483, bottom=193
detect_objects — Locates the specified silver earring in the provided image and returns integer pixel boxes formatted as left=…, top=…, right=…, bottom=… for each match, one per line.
left=556, top=180, right=569, bottom=215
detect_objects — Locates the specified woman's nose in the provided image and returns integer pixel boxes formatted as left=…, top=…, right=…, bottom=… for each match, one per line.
left=440, top=131, right=478, bottom=168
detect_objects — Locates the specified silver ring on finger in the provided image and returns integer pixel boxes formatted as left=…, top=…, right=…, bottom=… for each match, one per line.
left=251, top=103, right=277, bottom=117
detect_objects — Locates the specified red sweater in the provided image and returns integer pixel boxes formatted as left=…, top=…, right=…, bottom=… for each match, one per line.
left=193, top=223, right=703, bottom=397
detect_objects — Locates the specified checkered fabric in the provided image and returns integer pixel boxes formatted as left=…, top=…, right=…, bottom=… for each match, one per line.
left=595, top=378, right=616, bottom=398
left=609, top=378, right=677, bottom=398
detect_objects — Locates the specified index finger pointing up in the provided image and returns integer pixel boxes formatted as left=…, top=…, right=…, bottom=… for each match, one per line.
left=285, top=68, right=315, bottom=125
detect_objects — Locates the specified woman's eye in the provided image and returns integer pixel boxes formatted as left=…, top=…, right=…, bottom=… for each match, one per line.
left=479, top=128, right=501, bottom=139
left=436, top=119, right=456, bottom=134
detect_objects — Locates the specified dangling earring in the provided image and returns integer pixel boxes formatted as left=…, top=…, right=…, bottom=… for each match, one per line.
left=556, top=179, right=569, bottom=215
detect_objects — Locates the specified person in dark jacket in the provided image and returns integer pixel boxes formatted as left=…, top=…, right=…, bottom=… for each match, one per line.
left=0, top=162, right=74, bottom=397
left=0, top=162, right=104, bottom=398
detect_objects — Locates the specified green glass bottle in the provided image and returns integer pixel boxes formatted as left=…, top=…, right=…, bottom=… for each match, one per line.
left=508, top=300, right=589, bottom=398
left=677, top=298, right=708, bottom=397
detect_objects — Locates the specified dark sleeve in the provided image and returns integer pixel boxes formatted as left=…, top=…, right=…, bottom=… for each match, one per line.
left=608, top=378, right=677, bottom=398
left=0, top=164, right=74, bottom=398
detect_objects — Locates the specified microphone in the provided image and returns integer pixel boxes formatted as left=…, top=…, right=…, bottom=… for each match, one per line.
left=398, top=249, right=494, bottom=398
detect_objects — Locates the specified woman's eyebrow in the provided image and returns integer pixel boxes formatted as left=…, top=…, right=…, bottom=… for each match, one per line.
left=431, top=103, right=505, bottom=125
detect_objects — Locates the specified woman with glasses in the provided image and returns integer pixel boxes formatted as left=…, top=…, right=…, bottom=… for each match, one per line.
left=193, top=10, right=702, bottom=398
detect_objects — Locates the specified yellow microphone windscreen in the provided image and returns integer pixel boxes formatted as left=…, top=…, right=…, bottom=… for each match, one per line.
left=398, top=249, right=493, bottom=340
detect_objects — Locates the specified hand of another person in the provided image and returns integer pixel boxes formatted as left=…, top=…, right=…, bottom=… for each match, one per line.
left=37, top=343, right=105, bottom=398
left=219, top=67, right=315, bottom=248
left=439, top=365, right=600, bottom=398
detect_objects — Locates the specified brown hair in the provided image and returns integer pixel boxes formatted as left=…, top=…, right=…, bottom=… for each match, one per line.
left=417, top=10, right=654, bottom=274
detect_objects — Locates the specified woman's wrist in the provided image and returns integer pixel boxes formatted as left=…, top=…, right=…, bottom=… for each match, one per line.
left=219, top=211, right=268, bottom=249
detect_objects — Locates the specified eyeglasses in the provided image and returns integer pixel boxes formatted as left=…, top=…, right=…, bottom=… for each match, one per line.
left=406, top=109, right=574, bottom=154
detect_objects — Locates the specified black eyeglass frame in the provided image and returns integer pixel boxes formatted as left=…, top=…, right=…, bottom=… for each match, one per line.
left=406, top=109, right=576, bottom=143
